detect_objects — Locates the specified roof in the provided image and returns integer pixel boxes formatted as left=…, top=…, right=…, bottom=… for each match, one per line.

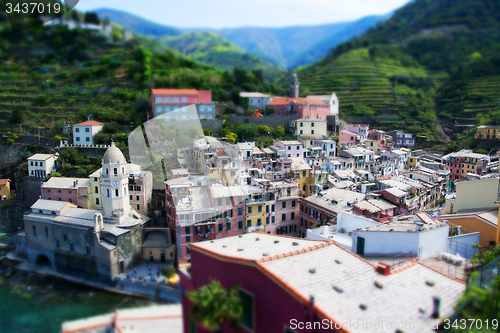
left=102, top=142, right=126, bottom=164
left=210, top=186, right=246, bottom=198
left=383, top=187, right=407, bottom=197
left=270, top=97, right=327, bottom=106
left=151, top=89, right=198, bottom=95
left=191, top=233, right=328, bottom=261
left=27, top=153, right=56, bottom=161
left=0, top=179, right=9, bottom=185
left=74, top=120, right=104, bottom=126
left=31, top=199, right=75, bottom=212
left=290, top=157, right=311, bottom=171
left=42, top=177, right=90, bottom=189
left=191, top=234, right=465, bottom=332
left=239, top=92, right=271, bottom=98
left=142, top=231, right=171, bottom=248
left=306, top=94, right=333, bottom=100
left=438, top=208, right=498, bottom=227
left=301, top=188, right=366, bottom=214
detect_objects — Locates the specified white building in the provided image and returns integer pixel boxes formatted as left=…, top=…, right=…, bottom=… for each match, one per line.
left=290, top=119, right=327, bottom=137
left=27, top=153, right=58, bottom=178
left=239, top=92, right=272, bottom=110
left=313, top=139, right=336, bottom=157
left=73, top=120, right=104, bottom=146
left=307, top=93, right=339, bottom=115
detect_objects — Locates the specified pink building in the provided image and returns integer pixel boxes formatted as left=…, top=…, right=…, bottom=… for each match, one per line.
left=269, top=97, right=329, bottom=119
left=180, top=233, right=466, bottom=333
left=347, top=124, right=369, bottom=141
left=339, top=130, right=361, bottom=146
left=151, top=89, right=215, bottom=119
left=41, top=177, right=90, bottom=208
left=265, top=180, right=300, bottom=235
left=273, top=140, right=303, bottom=158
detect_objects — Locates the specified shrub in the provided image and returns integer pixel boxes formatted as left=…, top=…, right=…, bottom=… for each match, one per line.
left=67, top=98, right=75, bottom=106
left=161, top=265, right=177, bottom=278
left=54, top=135, right=62, bottom=143
left=35, top=95, right=52, bottom=106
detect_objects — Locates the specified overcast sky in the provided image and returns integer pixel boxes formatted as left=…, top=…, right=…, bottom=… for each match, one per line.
left=75, top=0, right=411, bottom=29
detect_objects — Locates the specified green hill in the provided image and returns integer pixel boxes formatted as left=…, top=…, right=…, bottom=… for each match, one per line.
left=161, top=31, right=284, bottom=82
left=295, top=0, right=500, bottom=142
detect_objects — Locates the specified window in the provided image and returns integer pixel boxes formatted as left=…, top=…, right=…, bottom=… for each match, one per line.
left=226, top=223, right=231, bottom=231
left=75, top=128, right=80, bottom=132
left=258, top=205, right=262, bottom=213
left=282, top=213, right=286, bottom=221
left=135, top=186, right=141, bottom=191
left=130, top=195, right=133, bottom=200
left=218, top=224, right=223, bottom=232
left=69, top=242, right=74, bottom=251
left=238, top=221, right=243, bottom=229
left=181, top=97, right=187, bottom=102
left=56, top=239, right=60, bottom=248
left=173, top=97, right=180, bottom=102
left=86, top=246, right=90, bottom=254
left=115, top=189, right=119, bottom=197
left=217, top=198, right=222, bottom=206
left=186, top=236, right=191, bottom=243
left=239, top=290, right=254, bottom=331
left=271, top=204, right=275, bottom=212
left=266, top=205, right=269, bottom=213
left=155, top=97, right=163, bottom=102
left=266, top=217, right=270, bottom=225
left=185, top=227, right=190, bottom=234
left=291, top=212, right=295, bottom=220
left=248, top=206, right=252, bottom=214
left=247, top=220, right=252, bottom=227
left=302, top=171, right=306, bottom=177
left=32, top=225, right=36, bottom=236
left=292, top=200, right=296, bottom=207
left=300, top=122, right=303, bottom=127
left=96, top=198, right=99, bottom=205
left=272, top=216, right=275, bottom=224
left=85, top=127, right=90, bottom=133
left=94, top=186, right=99, bottom=194
left=226, top=197, right=231, bottom=205
left=282, top=202, right=286, bottom=208
left=238, top=208, right=242, bottom=216
left=136, top=204, right=140, bottom=210
left=76, top=137, right=80, bottom=142
left=288, top=146, right=291, bottom=150
left=311, top=130, right=314, bottom=135
left=311, top=123, right=314, bottom=127
left=297, top=145, right=300, bottom=149
left=136, top=195, right=140, bottom=201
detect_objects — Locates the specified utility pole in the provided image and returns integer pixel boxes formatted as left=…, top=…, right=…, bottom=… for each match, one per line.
left=38, top=128, right=40, bottom=146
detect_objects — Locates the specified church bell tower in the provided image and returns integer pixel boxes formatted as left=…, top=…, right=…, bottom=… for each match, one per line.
left=290, top=73, right=299, bottom=98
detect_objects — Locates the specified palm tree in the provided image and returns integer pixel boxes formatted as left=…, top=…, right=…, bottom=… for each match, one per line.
left=188, top=279, right=243, bottom=331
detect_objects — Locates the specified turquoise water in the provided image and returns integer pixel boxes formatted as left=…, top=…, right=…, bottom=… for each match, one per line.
left=0, top=274, right=155, bottom=333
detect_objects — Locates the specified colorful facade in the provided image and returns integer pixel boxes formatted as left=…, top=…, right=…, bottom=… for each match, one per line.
left=269, top=97, right=329, bottom=119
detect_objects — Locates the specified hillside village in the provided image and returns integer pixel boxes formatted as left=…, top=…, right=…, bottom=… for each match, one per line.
left=1, top=71, right=499, bottom=331
left=1, top=1, right=500, bottom=332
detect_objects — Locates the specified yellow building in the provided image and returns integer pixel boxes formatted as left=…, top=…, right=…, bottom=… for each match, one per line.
left=89, top=169, right=103, bottom=210
left=445, top=177, right=500, bottom=214
left=475, top=125, right=500, bottom=140
left=0, top=179, right=11, bottom=201
left=246, top=199, right=266, bottom=231
left=438, top=209, right=498, bottom=247
left=142, top=230, right=175, bottom=263
left=291, top=157, right=311, bottom=197
left=407, top=156, right=420, bottom=170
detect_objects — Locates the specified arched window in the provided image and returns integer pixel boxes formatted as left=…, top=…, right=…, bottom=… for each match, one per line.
left=122, top=167, right=125, bottom=173
left=106, top=168, right=109, bottom=175
left=114, top=168, right=117, bottom=175
left=115, top=189, right=119, bottom=197
left=106, top=189, right=110, bottom=197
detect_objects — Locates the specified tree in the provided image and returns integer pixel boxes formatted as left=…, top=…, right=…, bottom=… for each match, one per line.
left=231, top=88, right=241, bottom=105
left=257, top=125, right=271, bottom=135
left=203, top=128, right=210, bottom=136
left=226, top=132, right=238, bottom=143
left=84, top=12, right=100, bottom=24
left=235, top=123, right=258, bottom=139
left=188, top=280, right=243, bottom=331
left=273, top=125, right=285, bottom=137
left=10, top=107, right=25, bottom=124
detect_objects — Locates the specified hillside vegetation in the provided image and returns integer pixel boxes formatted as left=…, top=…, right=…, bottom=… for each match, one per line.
left=161, top=31, right=284, bottom=82
left=295, top=0, right=500, bottom=143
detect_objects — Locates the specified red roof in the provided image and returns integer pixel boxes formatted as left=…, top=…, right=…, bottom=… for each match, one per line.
left=75, top=121, right=104, bottom=126
left=151, top=89, right=199, bottom=95
left=0, top=179, right=9, bottom=185
left=270, top=97, right=327, bottom=106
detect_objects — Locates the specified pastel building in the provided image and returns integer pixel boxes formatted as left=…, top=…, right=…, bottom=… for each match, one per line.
left=307, top=93, right=339, bottom=115
left=441, top=150, right=490, bottom=181
left=0, top=179, right=11, bottom=201
left=41, top=177, right=90, bottom=208
left=387, top=130, right=415, bottom=149
left=151, top=89, right=215, bottom=120
left=273, top=140, right=303, bottom=158
left=339, top=130, right=361, bottom=146
left=347, top=124, right=369, bottom=141
left=73, top=120, right=104, bottom=145
left=475, top=125, right=500, bottom=140
left=290, top=119, right=327, bottom=137
left=27, top=153, right=58, bottom=178
left=269, top=97, right=329, bottom=119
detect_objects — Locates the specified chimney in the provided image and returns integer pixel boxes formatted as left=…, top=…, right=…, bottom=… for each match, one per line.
left=415, top=222, right=424, bottom=232
left=431, top=297, right=441, bottom=318
left=322, top=225, right=329, bottom=236
left=376, top=262, right=391, bottom=276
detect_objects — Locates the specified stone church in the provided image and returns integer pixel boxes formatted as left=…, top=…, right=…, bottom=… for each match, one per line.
left=23, top=143, right=149, bottom=283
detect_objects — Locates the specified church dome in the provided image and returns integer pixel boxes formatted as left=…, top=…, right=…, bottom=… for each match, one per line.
left=102, top=142, right=126, bottom=165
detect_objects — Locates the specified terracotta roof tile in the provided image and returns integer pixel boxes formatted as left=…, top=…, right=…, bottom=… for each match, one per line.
left=75, top=120, right=104, bottom=126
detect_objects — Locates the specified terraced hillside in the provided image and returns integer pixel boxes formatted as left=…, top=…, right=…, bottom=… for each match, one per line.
left=298, top=48, right=447, bottom=139
left=464, top=76, right=500, bottom=114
